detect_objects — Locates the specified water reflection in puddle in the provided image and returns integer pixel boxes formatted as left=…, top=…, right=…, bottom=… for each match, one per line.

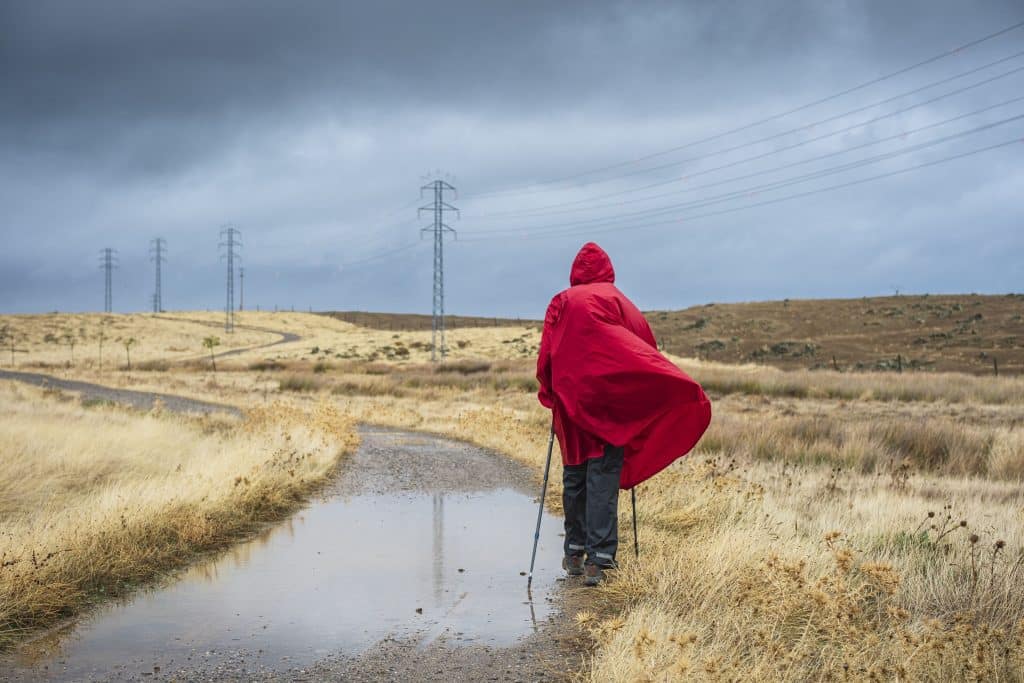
left=9, top=487, right=563, bottom=680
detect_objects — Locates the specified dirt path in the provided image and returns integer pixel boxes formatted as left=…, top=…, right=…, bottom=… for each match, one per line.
left=151, top=315, right=301, bottom=361
left=212, top=329, right=300, bottom=360
left=0, top=369, right=240, bottom=416
left=0, top=373, right=584, bottom=682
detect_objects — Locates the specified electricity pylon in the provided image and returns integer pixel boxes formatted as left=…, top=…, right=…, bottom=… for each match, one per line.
left=98, top=248, right=118, bottom=313
left=419, top=179, right=458, bottom=361
left=150, top=237, right=166, bottom=312
left=219, top=225, right=242, bottom=333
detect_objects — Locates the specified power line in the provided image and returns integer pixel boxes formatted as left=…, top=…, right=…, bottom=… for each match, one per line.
left=320, top=202, right=425, bottom=264
left=465, top=112, right=1024, bottom=236
left=419, top=179, right=458, bottom=362
left=467, top=51, right=1024, bottom=208
left=599, top=112, right=1024, bottom=224
left=465, top=18, right=1024, bottom=199
left=369, top=197, right=424, bottom=224
left=337, top=123, right=1020, bottom=270
left=621, top=96, right=1024, bottom=208
left=339, top=216, right=419, bottom=256
left=149, top=237, right=166, bottom=313
left=307, top=210, right=420, bottom=271
left=459, top=136, right=1023, bottom=243
left=471, top=68, right=1024, bottom=221
left=219, top=225, right=242, bottom=333
left=98, top=248, right=118, bottom=313
left=337, top=241, right=424, bottom=270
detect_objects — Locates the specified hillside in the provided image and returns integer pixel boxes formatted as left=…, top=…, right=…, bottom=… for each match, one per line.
left=649, top=294, right=1024, bottom=375
left=10, top=295, right=1014, bottom=375
left=323, top=294, right=1024, bottom=376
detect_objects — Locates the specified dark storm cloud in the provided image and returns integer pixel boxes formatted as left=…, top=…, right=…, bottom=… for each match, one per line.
left=0, top=0, right=910, bottom=171
left=0, top=0, right=1022, bottom=314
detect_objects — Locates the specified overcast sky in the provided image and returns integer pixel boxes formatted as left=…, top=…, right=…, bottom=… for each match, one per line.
left=1, top=1, right=1022, bottom=316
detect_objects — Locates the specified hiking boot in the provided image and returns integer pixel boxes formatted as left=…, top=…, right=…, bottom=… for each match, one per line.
left=583, top=563, right=603, bottom=587
left=562, top=555, right=584, bottom=576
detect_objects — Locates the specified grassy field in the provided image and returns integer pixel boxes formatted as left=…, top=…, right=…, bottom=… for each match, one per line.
left=0, top=311, right=540, bottom=368
left=0, top=381, right=357, bottom=646
left=1, top=309, right=1022, bottom=680
left=0, top=312, right=280, bottom=368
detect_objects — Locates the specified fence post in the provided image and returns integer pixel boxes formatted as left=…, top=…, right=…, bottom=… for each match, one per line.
left=994, top=357, right=999, bottom=377
left=897, top=354, right=903, bottom=373
left=832, top=355, right=839, bottom=372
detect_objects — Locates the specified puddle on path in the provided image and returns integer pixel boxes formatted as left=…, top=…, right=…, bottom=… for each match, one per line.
left=4, top=429, right=564, bottom=681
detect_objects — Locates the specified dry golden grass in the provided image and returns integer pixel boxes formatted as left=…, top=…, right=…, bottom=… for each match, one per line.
left=0, top=381, right=357, bottom=645
left=698, top=412, right=1024, bottom=479
left=0, top=311, right=542, bottom=369
left=160, top=310, right=541, bottom=365
left=582, top=457, right=1024, bottom=681
left=5, top=313, right=1024, bottom=680
left=0, top=312, right=278, bottom=368
left=674, top=355, right=1024, bottom=405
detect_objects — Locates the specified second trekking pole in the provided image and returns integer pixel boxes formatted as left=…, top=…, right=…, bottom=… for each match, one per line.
left=527, top=424, right=556, bottom=592
left=631, top=488, right=639, bottom=558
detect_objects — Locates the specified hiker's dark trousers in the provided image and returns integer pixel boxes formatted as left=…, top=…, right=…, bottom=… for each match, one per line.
left=563, top=444, right=624, bottom=568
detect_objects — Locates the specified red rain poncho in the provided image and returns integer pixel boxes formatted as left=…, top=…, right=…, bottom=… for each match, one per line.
left=536, top=243, right=712, bottom=489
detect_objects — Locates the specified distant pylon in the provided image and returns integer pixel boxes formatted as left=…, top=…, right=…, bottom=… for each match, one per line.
left=418, top=179, right=458, bottom=361
left=219, top=225, right=242, bottom=333
left=239, top=267, right=244, bottom=312
left=149, top=237, right=167, bottom=312
left=98, top=248, right=119, bottom=313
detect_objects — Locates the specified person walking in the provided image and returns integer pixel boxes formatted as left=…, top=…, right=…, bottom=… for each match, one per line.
left=536, top=242, right=712, bottom=586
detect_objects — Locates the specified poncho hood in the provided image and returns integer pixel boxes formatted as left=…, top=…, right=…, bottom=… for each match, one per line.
left=570, top=242, right=615, bottom=286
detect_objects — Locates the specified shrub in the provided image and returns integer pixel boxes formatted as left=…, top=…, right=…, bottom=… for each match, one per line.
left=249, top=360, right=285, bottom=372
left=435, top=360, right=492, bottom=375
left=278, top=375, right=323, bottom=393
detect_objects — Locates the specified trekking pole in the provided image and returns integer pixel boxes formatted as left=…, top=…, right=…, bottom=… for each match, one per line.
left=527, top=424, right=556, bottom=591
left=631, top=488, right=639, bottom=558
